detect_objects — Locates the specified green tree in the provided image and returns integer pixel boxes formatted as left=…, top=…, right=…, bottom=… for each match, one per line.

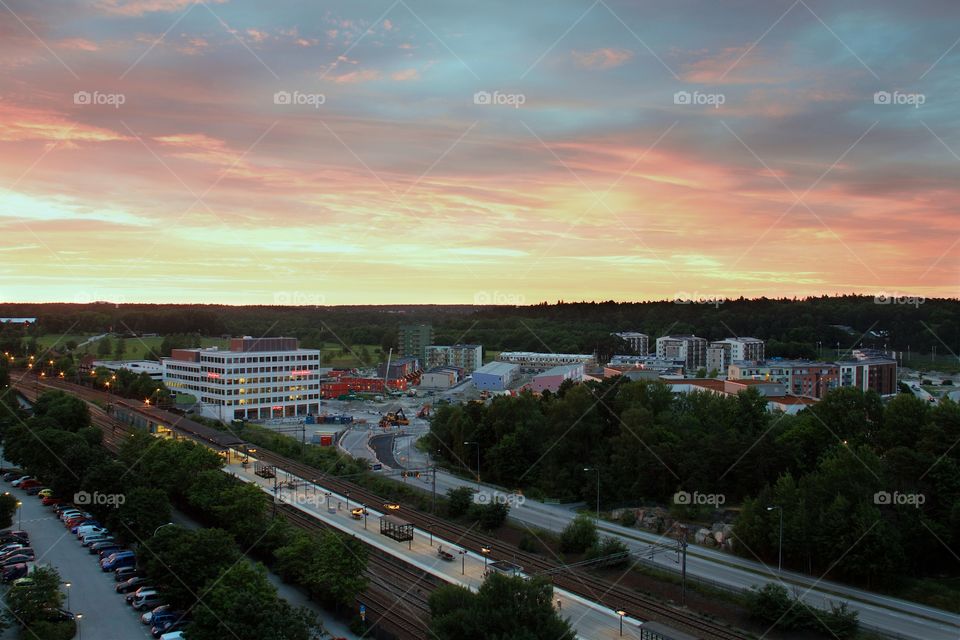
left=429, top=573, right=575, bottom=640
left=142, top=527, right=241, bottom=609
left=446, top=486, right=474, bottom=518
left=4, top=566, right=63, bottom=629
left=188, top=562, right=323, bottom=640
left=559, top=515, right=598, bottom=554
left=114, top=486, right=171, bottom=541
left=97, top=337, right=112, bottom=356
left=114, top=338, right=126, bottom=359
left=0, top=494, right=17, bottom=529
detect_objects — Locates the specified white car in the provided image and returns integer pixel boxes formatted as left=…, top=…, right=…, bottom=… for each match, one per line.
left=10, top=477, right=32, bottom=487
left=76, top=525, right=107, bottom=539
left=160, top=632, right=184, bottom=640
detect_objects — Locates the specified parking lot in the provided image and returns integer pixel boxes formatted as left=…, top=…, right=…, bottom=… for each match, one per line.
left=2, top=484, right=150, bottom=639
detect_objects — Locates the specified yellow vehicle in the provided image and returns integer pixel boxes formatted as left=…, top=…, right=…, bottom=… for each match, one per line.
left=37, top=489, right=53, bottom=498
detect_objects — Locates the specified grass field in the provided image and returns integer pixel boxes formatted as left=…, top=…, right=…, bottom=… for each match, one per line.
left=32, top=333, right=384, bottom=368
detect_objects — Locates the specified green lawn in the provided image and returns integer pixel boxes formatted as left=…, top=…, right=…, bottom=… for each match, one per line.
left=320, top=343, right=383, bottom=367
left=75, top=336, right=229, bottom=361
left=34, top=334, right=95, bottom=350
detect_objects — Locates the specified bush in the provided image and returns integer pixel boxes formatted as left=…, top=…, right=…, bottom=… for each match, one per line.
left=617, top=510, right=637, bottom=527
left=585, top=536, right=630, bottom=567
left=470, top=502, right=509, bottom=530
left=559, top=515, right=598, bottom=554
left=0, top=493, right=18, bottom=529
left=746, top=583, right=859, bottom=639
left=446, top=487, right=474, bottom=519
left=18, top=620, right=75, bottom=640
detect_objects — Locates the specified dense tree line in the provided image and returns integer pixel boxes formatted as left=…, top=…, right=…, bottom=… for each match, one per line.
left=1, top=391, right=367, bottom=638
left=2, top=295, right=958, bottom=357
left=428, top=379, right=960, bottom=588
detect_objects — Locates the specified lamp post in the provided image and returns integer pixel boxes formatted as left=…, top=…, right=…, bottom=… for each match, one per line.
left=583, top=467, right=600, bottom=519
left=766, top=505, right=783, bottom=573
left=16, top=500, right=22, bottom=529
left=63, top=582, right=71, bottom=610
left=459, top=549, right=467, bottom=575
left=324, top=491, right=331, bottom=510
left=463, top=441, right=480, bottom=490
left=481, top=546, right=491, bottom=570
left=362, top=504, right=368, bottom=530
left=76, top=613, right=83, bottom=640
left=616, top=609, right=626, bottom=636
left=345, top=492, right=351, bottom=513
left=154, top=522, right=174, bottom=537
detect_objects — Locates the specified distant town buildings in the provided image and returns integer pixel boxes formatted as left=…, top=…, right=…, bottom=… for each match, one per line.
left=471, top=361, right=520, bottom=391
left=92, top=360, right=163, bottom=381
left=0, top=318, right=36, bottom=324
left=612, top=332, right=649, bottom=355
left=527, top=363, right=584, bottom=393
left=838, top=357, right=898, bottom=395
left=497, top=351, right=594, bottom=372
left=424, top=344, right=483, bottom=374
left=708, top=337, right=765, bottom=374
left=377, top=356, right=421, bottom=382
left=421, top=366, right=463, bottom=389
left=655, top=335, right=707, bottom=370
left=162, top=336, right=321, bottom=421
left=398, top=324, right=433, bottom=363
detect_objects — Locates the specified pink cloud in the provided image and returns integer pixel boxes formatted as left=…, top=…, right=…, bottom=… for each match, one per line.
left=330, top=69, right=380, bottom=84
left=571, top=48, right=633, bottom=70
left=94, top=0, right=227, bottom=17
left=56, top=38, right=100, bottom=52
left=391, top=68, right=419, bottom=81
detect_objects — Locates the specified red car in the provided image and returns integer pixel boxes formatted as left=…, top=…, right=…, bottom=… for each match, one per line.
left=41, top=496, right=63, bottom=506
left=65, top=516, right=93, bottom=529
left=17, top=480, right=42, bottom=490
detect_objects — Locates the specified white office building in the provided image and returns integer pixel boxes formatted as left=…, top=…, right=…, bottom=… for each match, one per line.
left=162, top=336, right=321, bottom=421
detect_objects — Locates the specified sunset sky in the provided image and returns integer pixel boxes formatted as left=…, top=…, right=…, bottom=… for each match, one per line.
left=1, top=0, right=958, bottom=304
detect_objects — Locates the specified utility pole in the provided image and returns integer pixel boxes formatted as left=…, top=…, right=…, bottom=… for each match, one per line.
left=679, top=526, right=688, bottom=606
left=431, top=465, right=437, bottom=514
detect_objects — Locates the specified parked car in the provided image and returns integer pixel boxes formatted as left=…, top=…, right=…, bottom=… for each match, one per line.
left=37, top=489, right=53, bottom=498
left=0, top=543, right=28, bottom=555
left=141, top=604, right=171, bottom=625
left=130, top=590, right=163, bottom=611
left=159, top=632, right=184, bottom=640
left=101, top=551, right=135, bottom=572
left=10, top=476, right=32, bottom=487
left=2, top=564, right=32, bottom=583
left=76, top=525, right=107, bottom=538
left=81, top=535, right=114, bottom=548
left=2, top=471, right=25, bottom=482
left=24, top=485, right=45, bottom=496
left=0, top=548, right=34, bottom=562
left=0, top=532, right=29, bottom=545
left=43, top=609, right=75, bottom=622
left=116, top=577, right=151, bottom=593
left=18, top=480, right=42, bottom=490
left=70, top=520, right=100, bottom=534
left=152, top=617, right=188, bottom=638
left=41, top=496, right=63, bottom=507
left=1, top=554, right=35, bottom=568
left=147, top=610, right=184, bottom=628
left=115, top=566, right=140, bottom=582
left=90, top=540, right=122, bottom=554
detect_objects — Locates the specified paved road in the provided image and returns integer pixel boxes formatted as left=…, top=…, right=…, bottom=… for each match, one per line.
left=3, top=484, right=151, bottom=639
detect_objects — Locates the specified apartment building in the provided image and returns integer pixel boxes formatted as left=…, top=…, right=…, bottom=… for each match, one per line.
left=709, top=337, right=765, bottom=365
left=612, top=332, right=649, bottom=355
left=497, top=351, right=595, bottom=372
left=162, top=336, right=321, bottom=421
left=398, top=324, right=434, bottom=362
left=655, top=335, right=707, bottom=370
left=424, top=344, right=483, bottom=374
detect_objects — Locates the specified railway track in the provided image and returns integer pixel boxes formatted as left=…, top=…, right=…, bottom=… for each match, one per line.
left=17, top=377, right=747, bottom=640
left=278, top=504, right=434, bottom=640
left=256, top=448, right=746, bottom=640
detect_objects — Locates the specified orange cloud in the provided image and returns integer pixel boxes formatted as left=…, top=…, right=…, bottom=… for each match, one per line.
left=330, top=69, right=381, bottom=84
left=56, top=38, right=100, bottom=51
left=391, top=68, right=419, bottom=81
left=571, top=48, right=633, bottom=70
left=94, top=0, right=227, bottom=16
left=0, top=102, right=126, bottom=143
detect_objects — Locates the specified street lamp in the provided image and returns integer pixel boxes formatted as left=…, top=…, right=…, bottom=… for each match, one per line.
left=63, top=582, right=71, bottom=610
left=154, top=522, right=175, bottom=537
left=459, top=549, right=467, bottom=575
left=583, top=467, right=600, bottom=519
left=16, top=500, right=22, bottom=529
left=766, top=505, right=783, bottom=572
left=616, top=609, right=626, bottom=636
left=76, top=613, right=82, bottom=640
left=481, top=546, right=491, bottom=570
left=362, top=504, right=368, bottom=530
left=464, top=441, right=480, bottom=490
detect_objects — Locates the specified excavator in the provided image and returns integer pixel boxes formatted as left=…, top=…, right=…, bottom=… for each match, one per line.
left=416, top=404, right=431, bottom=419
left=378, top=407, right=410, bottom=429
